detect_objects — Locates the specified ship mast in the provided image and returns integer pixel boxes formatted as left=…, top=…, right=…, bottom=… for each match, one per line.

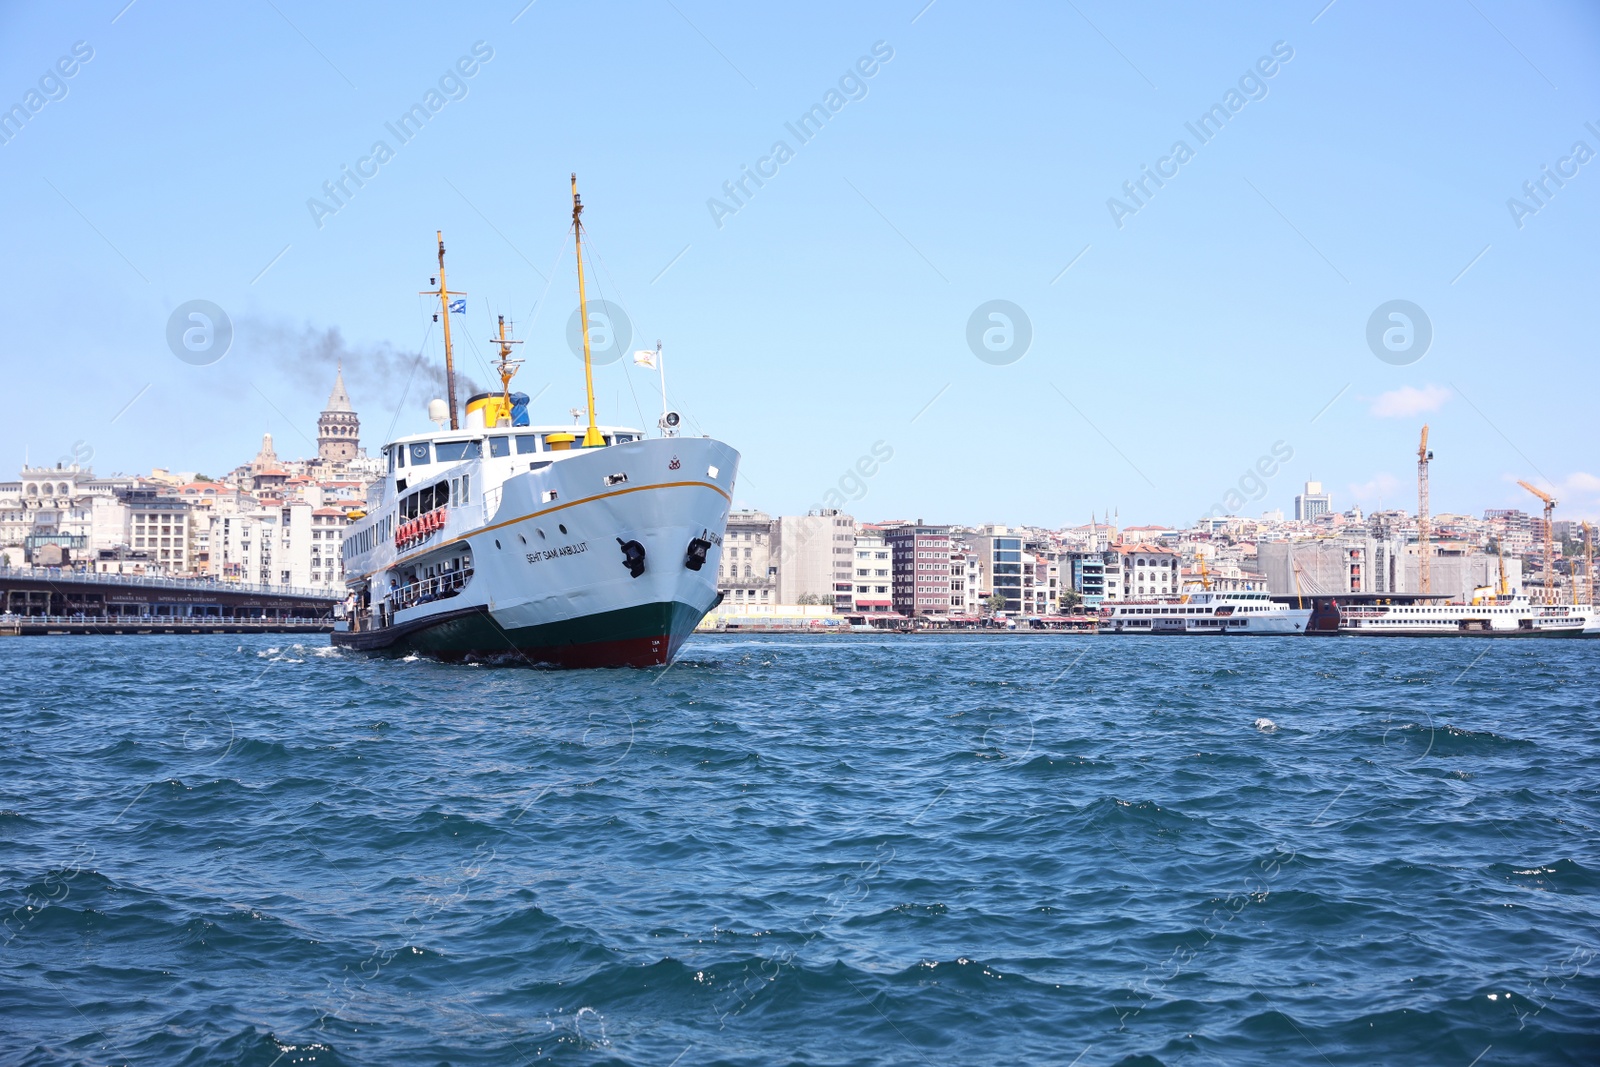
left=493, top=314, right=524, bottom=421
left=571, top=174, right=604, bottom=448
left=1416, top=424, right=1432, bottom=594
left=422, top=231, right=465, bottom=430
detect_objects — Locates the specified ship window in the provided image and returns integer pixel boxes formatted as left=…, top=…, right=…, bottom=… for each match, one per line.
left=450, top=477, right=460, bottom=503
left=435, top=480, right=449, bottom=507
left=396, top=447, right=405, bottom=469
left=409, top=442, right=430, bottom=465
left=436, top=441, right=478, bottom=462
left=420, top=485, right=435, bottom=512
left=516, top=435, right=540, bottom=454
left=461, top=474, right=470, bottom=503
left=489, top=436, right=510, bottom=458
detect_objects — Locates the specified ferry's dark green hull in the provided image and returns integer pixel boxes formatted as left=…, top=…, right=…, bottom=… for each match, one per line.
left=332, top=599, right=709, bottom=667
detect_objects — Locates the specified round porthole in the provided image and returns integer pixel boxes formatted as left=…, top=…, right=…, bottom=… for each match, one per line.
left=537, top=528, right=546, bottom=538
left=495, top=539, right=502, bottom=549
left=518, top=534, right=526, bottom=544
left=559, top=524, right=567, bottom=534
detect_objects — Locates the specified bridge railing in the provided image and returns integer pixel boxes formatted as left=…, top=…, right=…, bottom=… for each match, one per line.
left=0, top=614, right=333, bottom=626
left=0, top=566, right=340, bottom=601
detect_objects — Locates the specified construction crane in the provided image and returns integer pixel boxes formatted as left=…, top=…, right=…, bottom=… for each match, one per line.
left=1517, top=480, right=1557, bottom=604
left=1417, top=425, right=1433, bottom=594
left=1584, top=521, right=1595, bottom=607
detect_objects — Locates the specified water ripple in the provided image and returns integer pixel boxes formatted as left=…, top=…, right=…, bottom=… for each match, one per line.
left=1, top=633, right=1597, bottom=1065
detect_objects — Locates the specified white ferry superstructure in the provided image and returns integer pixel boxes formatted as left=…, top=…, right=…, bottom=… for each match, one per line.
left=1338, top=594, right=1596, bottom=638
left=1104, top=590, right=1310, bottom=635
left=331, top=176, right=737, bottom=667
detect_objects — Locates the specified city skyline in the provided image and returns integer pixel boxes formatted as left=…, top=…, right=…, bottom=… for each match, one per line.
left=3, top=2, right=1597, bottom=527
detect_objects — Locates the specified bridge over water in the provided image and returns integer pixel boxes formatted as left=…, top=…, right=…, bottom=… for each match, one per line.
left=0, top=567, right=340, bottom=634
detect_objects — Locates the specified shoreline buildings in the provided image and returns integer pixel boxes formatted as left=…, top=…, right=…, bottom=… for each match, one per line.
left=1, top=371, right=378, bottom=591
left=4, top=396, right=1591, bottom=609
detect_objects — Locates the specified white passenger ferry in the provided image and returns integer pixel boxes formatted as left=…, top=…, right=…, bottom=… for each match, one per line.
left=331, top=177, right=737, bottom=667
left=1104, top=590, right=1310, bottom=635
left=1339, top=593, right=1596, bottom=638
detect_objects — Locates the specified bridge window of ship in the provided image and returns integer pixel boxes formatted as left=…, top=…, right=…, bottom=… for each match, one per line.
left=516, top=435, right=541, bottom=454
left=434, top=440, right=482, bottom=462
left=409, top=443, right=431, bottom=465
left=489, top=436, right=511, bottom=458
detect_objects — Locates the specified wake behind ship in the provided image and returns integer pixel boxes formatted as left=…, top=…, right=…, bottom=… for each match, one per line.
left=332, top=177, right=737, bottom=667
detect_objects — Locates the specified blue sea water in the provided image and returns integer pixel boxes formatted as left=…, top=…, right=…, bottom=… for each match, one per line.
left=1, top=633, right=1598, bottom=1066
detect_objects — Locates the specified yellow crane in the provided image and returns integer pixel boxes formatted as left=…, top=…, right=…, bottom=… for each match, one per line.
left=1517, top=480, right=1557, bottom=604
left=1417, top=425, right=1433, bottom=593
left=1584, top=521, right=1594, bottom=607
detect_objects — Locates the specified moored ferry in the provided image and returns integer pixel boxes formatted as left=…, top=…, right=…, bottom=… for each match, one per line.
left=1338, top=593, right=1596, bottom=638
left=331, top=177, right=737, bottom=667
left=1104, top=590, right=1310, bottom=635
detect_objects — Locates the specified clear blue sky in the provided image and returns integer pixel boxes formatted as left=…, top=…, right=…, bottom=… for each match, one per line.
left=3, top=0, right=1597, bottom=527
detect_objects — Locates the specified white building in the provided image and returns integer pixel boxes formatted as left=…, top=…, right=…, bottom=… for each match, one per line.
left=208, top=502, right=348, bottom=590
left=1120, top=545, right=1178, bottom=599
left=950, top=548, right=982, bottom=615
left=850, top=533, right=893, bottom=613
left=718, top=509, right=775, bottom=609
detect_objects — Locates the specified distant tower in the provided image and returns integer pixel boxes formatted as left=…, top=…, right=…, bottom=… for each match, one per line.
left=317, top=365, right=359, bottom=463
left=251, top=432, right=278, bottom=474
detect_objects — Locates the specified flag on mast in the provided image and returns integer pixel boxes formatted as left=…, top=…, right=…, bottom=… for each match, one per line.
left=632, top=349, right=657, bottom=369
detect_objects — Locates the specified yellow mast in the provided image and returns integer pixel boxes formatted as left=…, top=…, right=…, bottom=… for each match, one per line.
left=1586, top=521, right=1595, bottom=606
left=571, top=174, right=604, bottom=448
left=1417, top=424, right=1432, bottom=594
left=493, top=314, right=523, bottom=418
left=421, top=231, right=465, bottom=430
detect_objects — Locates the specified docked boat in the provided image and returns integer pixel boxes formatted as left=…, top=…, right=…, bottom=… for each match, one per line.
left=331, top=176, right=738, bottom=667
left=1104, top=590, right=1311, bottom=635
left=1338, top=593, right=1596, bottom=638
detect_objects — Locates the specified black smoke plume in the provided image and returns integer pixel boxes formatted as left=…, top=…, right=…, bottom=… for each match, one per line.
left=239, top=317, right=483, bottom=416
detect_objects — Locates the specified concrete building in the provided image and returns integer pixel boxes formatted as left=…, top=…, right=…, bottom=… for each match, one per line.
left=1294, top=481, right=1332, bottom=523
left=209, top=501, right=349, bottom=589
left=1402, top=550, right=1522, bottom=603
left=718, top=509, right=775, bottom=609
left=1121, top=545, right=1179, bottom=598
left=1067, top=553, right=1108, bottom=607
left=965, top=526, right=1026, bottom=612
left=884, top=521, right=952, bottom=616
left=772, top=510, right=855, bottom=606
left=849, top=533, right=894, bottom=614
left=950, top=548, right=982, bottom=615
left=1029, top=556, right=1060, bottom=614
left=1257, top=538, right=1519, bottom=602
left=122, top=487, right=194, bottom=574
